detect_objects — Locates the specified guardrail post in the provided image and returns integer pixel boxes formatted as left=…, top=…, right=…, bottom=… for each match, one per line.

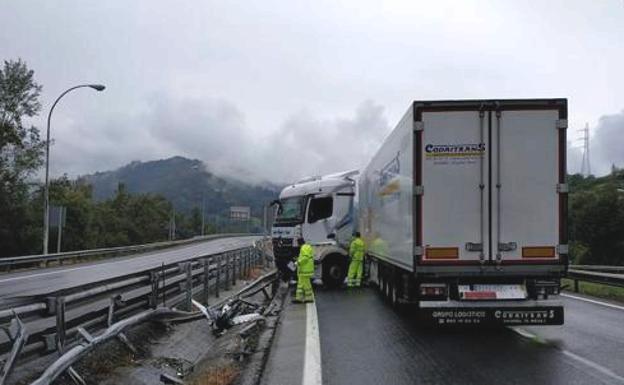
left=244, top=249, right=251, bottom=279
left=574, top=279, right=579, bottom=293
left=149, top=271, right=159, bottom=309
left=203, top=258, right=210, bottom=304
left=55, top=297, right=66, bottom=353
left=215, top=255, right=221, bottom=298
left=232, top=251, right=237, bottom=286
left=184, top=262, right=193, bottom=311
left=224, top=253, right=231, bottom=291
left=247, top=248, right=255, bottom=276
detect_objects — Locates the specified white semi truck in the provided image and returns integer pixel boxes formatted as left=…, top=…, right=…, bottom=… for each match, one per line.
left=359, top=99, right=568, bottom=325
left=271, top=170, right=358, bottom=287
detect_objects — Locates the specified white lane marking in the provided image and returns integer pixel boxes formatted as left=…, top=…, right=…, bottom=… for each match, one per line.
left=561, top=293, right=624, bottom=312
left=510, top=326, right=537, bottom=340
left=561, top=350, right=624, bottom=384
left=511, top=327, right=624, bottom=384
left=0, top=265, right=94, bottom=283
left=303, top=301, right=322, bottom=385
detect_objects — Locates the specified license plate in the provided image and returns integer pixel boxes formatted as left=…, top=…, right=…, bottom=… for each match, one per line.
left=459, top=284, right=527, bottom=300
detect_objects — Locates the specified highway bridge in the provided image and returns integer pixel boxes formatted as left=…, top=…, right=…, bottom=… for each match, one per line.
left=1, top=236, right=623, bottom=385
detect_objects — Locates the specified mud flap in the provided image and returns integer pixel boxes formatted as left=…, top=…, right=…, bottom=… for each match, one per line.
left=418, top=306, right=564, bottom=326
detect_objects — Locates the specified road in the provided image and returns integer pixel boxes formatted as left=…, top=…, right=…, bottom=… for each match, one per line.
left=0, top=236, right=260, bottom=300
left=318, top=289, right=624, bottom=385
left=264, top=287, right=624, bottom=385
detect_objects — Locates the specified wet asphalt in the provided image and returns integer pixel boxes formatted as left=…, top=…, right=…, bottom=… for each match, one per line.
left=0, top=236, right=260, bottom=299
left=316, top=288, right=624, bottom=385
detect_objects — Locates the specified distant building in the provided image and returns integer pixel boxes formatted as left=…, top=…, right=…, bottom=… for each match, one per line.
left=230, top=206, right=251, bottom=221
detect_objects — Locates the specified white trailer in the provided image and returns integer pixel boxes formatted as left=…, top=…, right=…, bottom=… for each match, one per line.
left=271, top=170, right=358, bottom=287
left=359, top=99, right=567, bottom=325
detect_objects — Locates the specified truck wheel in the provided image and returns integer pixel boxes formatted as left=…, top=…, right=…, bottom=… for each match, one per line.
left=322, top=256, right=347, bottom=288
left=390, top=281, right=398, bottom=307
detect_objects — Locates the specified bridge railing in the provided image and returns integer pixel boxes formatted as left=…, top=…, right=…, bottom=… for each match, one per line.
left=0, top=238, right=272, bottom=385
left=0, top=233, right=251, bottom=272
left=568, top=265, right=624, bottom=292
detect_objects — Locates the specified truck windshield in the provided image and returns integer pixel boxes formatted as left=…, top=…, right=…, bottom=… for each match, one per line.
left=276, top=197, right=304, bottom=223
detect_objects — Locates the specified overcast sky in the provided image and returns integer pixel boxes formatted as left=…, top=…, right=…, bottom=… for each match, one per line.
left=2, top=0, right=623, bottom=182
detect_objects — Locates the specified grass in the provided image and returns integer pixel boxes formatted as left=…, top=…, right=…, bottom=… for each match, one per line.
left=561, top=278, right=624, bottom=303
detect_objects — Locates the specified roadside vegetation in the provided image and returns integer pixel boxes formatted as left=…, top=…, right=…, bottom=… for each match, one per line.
left=0, top=59, right=260, bottom=258
left=568, top=172, right=624, bottom=266
left=561, top=278, right=624, bottom=303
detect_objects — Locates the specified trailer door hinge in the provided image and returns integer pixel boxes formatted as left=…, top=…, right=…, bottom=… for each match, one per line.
left=413, top=185, right=424, bottom=196
left=556, top=119, right=568, bottom=129
left=557, top=244, right=569, bottom=255
left=557, top=183, right=569, bottom=193
left=498, top=242, right=517, bottom=252
left=413, top=121, right=424, bottom=132
left=413, top=246, right=423, bottom=256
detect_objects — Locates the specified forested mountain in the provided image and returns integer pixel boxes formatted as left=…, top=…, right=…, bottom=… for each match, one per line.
left=79, top=156, right=280, bottom=217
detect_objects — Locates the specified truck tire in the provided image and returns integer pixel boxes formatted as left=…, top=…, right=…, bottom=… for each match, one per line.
left=322, top=254, right=347, bottom=288
left=390, top=281, right=399, bottom=307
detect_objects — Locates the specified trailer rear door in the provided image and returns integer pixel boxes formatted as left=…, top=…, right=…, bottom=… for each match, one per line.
left=492, top=109, right=562, bottom=264
left=416, top=100, right=567, bottom=266
left=420, top=110, right=490, bottom=263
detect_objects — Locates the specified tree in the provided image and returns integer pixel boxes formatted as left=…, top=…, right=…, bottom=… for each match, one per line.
left=569, top=182, right=624, bottom=265
left=0, top=59, right=45, bottom=257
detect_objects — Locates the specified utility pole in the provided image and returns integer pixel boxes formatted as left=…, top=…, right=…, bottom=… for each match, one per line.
left=579, top=123, right=591, bottom=176
left=201, top=192, right=205, bottom=236
left=56, top=206, right=66, bottom=253
left=169, top=207, right=176, bottom=241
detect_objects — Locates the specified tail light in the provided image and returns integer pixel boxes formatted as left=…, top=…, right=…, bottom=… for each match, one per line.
left=419, top=283, right=448, bottom=300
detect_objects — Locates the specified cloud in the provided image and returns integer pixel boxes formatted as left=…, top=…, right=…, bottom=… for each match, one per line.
left=591, top=110, right=624, bottom=175
left=262, top=100, right=390, bottom=182
left=51, top=96, right=391, bottom=184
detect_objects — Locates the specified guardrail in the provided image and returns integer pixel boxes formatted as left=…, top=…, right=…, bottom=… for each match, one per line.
left=568, top=265, right=624, bottom=292
left=0, top=237, right=271, bottom=385
left=0, top=233, right=251, bottom=272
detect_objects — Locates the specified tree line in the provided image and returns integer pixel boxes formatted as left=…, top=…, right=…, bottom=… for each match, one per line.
left=0, top=59, right=243, bottom=258
left=569, top=171, right=624, bottom=265
left=2, top=58, right=623, bottom=263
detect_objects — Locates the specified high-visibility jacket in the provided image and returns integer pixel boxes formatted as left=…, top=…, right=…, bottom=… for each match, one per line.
left=349, top=237, right=365, bottom=261
left=297, top=243, right=315, bottom=276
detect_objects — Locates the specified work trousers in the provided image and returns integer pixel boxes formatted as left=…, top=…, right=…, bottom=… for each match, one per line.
left=296, top=273, right=314, bottom=302
left=347, top=259, right=363, bottom=287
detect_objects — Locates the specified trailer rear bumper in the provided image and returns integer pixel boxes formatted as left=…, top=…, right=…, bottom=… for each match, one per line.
left=418, top=299, right=564, bottom=326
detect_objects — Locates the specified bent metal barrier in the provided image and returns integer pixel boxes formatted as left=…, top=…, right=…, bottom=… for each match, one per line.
left=0, top=238, right=270, bottom=385
left=0, top=233, right=249, bottom=272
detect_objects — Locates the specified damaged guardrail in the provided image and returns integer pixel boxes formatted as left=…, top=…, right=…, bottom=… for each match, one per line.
left=0, top=233, right=251, bottom=272
left=0, top=237, right=271, bottom=385
left=30, top=269, right=277, bottom=385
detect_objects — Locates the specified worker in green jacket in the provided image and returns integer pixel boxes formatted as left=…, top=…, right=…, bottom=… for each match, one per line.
left=347, top=232, right=366, bottom=287
left=295, top=237, right=315, bottom=303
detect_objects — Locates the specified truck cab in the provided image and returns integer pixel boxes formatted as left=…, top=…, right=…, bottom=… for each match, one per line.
left=271, top=170, right=358, bottom=287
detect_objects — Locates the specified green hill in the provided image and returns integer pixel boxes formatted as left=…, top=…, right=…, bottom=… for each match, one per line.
left=78, top=156, right=281, bottom=218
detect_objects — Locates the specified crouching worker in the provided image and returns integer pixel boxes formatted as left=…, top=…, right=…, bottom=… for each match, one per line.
left=347, top=232, right=365, bottom=287
left=294, top=237, right=315, bottom=303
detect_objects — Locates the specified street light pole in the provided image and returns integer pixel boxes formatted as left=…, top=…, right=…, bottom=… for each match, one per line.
left=43, top=84, right=105, bottom=254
